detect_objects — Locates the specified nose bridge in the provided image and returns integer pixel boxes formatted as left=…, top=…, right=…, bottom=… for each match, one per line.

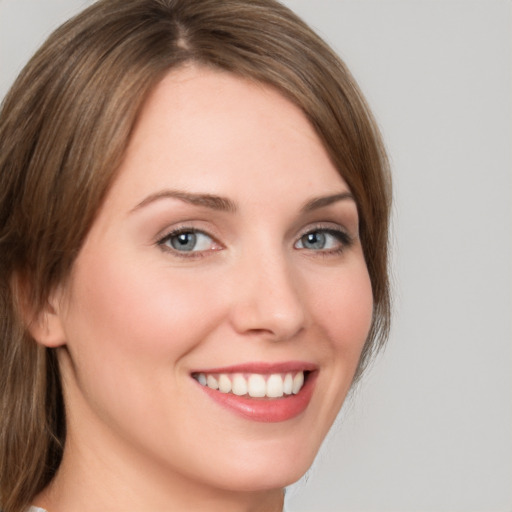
left=229, top=239, right=306, bottom=340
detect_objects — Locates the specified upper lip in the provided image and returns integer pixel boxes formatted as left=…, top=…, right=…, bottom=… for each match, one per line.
left=190, top=361, right=318, bottom=374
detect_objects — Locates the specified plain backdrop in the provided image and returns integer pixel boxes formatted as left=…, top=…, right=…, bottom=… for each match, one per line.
left=1, top=1, right=511, bottom=511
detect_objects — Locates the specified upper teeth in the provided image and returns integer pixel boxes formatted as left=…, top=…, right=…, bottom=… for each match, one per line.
left=195, top=371, right=305, bottom=398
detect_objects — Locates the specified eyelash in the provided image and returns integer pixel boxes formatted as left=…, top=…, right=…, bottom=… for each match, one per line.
left=156, top=224, right=353, bottom=259
left=295, top=225, right=353, bottom=256
left=157, top=227, right=220, bottom=259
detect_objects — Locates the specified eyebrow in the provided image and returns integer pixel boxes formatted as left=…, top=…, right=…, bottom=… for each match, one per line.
left=130, top=189, right=354, bottom=214
left=300, top=192, right=355, bottom=213
left=130, top=189, right=237, bottom=213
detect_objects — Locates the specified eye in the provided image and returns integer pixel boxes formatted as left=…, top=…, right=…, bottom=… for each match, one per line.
left=158, top=228, right=219, bottom=254
left=294, top=228, right=351, bottom=253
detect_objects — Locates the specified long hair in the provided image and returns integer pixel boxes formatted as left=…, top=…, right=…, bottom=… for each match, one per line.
left=0, top=1, right=391, bottom=510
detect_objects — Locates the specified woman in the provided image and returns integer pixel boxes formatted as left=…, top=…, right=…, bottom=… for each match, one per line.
left=0, top=1, right=391, bottom=511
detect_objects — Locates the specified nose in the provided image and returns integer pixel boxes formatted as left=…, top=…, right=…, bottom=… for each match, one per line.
left=228, top=250, right=306, bottom=342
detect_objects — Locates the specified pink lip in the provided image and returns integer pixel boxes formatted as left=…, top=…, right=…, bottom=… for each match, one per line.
left=191, top=361, right=318, bottom=423
left=191, top=360, right=318, bottom=375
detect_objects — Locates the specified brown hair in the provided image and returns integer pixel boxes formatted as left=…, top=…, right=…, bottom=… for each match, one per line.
left=0, top=1, right=391, bottom=510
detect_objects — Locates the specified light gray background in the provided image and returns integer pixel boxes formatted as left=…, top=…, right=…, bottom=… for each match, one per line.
left=1, top=1, right=511, bottom=511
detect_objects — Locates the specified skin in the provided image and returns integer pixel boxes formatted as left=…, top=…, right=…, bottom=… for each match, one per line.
left=33, top=65, right=373, bottom=512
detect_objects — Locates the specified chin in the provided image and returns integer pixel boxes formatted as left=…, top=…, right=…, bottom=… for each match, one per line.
left=199, top=432, right=322, bottom=493
left=212, top=463, right=310, bottom=494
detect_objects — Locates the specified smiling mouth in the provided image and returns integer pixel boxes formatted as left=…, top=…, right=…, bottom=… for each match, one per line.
left=192, top=370, right=308, bottom=398
left=191, top=362, right=318, bottom=422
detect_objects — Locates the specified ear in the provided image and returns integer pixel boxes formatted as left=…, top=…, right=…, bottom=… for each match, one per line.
left=12, top=272, right=67, bottom=348
left=28, top=295, right=67, bottom=348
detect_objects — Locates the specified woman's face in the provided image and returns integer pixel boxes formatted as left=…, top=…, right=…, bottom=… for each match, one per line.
left=53, top=66, right=373, bottom=495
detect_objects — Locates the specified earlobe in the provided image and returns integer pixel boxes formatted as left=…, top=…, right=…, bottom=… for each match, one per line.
left=28, top=298, right=67, bottom=348
left=12, top=272, right=67, bottom=347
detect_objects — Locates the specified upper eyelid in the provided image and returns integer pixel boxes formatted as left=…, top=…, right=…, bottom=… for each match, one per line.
left=155, top=224, right=219, bottom=244
left=156, top=227, right=222, bottom=258
left=295, top=224, right=355, bottom=250
left=296, top=222, right=352, bottom=239
left=158, top=227, right=207, bottom=239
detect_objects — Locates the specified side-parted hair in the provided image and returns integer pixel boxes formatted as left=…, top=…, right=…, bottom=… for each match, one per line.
left=0, top=1, right=391, bottom=510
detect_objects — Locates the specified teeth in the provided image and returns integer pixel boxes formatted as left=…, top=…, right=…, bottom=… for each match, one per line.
left=218, top=374, right=232, bottom=393
left=292, top=372, right=304, bottom=394
left=283, top=373, right=293, bottom=395
left=195, top=371, right=306, bottom=398
left=248, top=374, right=266, bottom=397
left=206, top=374, right=219, bottom=390
left=266, top=374, right=284, bottom=398
left=232, top=374, right=248, bottom=396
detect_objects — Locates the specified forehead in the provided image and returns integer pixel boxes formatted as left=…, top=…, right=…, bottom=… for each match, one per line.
left=108, top=65, right=348, bottom=210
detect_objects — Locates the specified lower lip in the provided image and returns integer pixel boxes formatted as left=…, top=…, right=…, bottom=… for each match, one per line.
left=195, top=372, right=317, bottom=423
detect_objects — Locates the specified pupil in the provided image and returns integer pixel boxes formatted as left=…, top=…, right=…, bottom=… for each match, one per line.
left=304, top=232, right=325, bottom=249
left=171, top=232, right=196, bottom=251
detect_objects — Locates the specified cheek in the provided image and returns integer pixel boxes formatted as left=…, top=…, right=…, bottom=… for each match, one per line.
left=63, top=250, right=223, bottom=373
left=308, top=259, right=374, bottom=360
left=59, top=249, right=230, bottom=437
